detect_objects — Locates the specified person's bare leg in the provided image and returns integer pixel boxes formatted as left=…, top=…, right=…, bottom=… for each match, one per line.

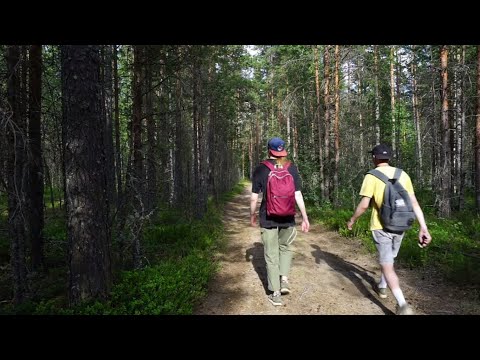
left=378, top=273, right=387, bottom=288
left=380, top=263, right=406, bottom=306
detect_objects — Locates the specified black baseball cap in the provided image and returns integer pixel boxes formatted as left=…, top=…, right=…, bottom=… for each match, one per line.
left=369, top=144, right=392, bottom=159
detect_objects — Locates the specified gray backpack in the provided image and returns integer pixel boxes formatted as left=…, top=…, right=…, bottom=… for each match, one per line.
left=368, top=168, right=416, bottom=232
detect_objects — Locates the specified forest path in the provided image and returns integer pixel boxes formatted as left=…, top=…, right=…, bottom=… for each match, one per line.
left=195, top=184, right=478, bottom=315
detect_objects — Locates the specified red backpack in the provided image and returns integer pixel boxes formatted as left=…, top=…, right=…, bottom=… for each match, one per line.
left=262, top=160, right=296, bottom=217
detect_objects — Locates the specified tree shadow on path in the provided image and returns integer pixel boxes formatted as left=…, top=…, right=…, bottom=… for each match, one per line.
left=311, top=244, right=394, bottom=315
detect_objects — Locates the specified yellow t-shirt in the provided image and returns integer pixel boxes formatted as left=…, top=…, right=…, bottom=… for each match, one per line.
left=359, top=165, right=414, bottom=231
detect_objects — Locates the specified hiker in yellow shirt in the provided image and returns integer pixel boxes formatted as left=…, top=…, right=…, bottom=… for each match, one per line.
left=347, top=144, right=432, bottom=315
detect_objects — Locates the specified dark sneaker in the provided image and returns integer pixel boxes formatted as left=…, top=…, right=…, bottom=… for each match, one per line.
left=268, top=293, right=283, bottom=306
left=374, top=284, right=388, bottom=299
left=396, top=304, right=414, bottom=315
left=280, top=280, right=291, bottom=295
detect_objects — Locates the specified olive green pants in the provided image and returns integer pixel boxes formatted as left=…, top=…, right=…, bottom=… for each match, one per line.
left=261, top=226, right=297, bottom=292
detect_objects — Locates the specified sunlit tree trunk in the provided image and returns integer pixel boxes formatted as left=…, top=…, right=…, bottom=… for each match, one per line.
left=439, top=45, right=451, bottom=217
left=357, top=51, right=364, bottom=168
left=323, top=45, right=331, bottom=201
left=314, top=46, right=324, bottom=198
left=458, top=46, right=466, bottom=210
left=390, top=46, right=396, bottom=155
left=374, top=45, right=381, bottom=144
left=411, top=46, right=423, bottom=185
left=192, top=47, right=207, bottom=219
left=333, top=45, right=340, bottom=206
left=430, top=46, right=439, bottom=191
left=286, top=101, right=291, bottom=153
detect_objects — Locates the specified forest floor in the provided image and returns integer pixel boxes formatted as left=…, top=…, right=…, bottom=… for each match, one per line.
left=195, top=184, right=480, bottom=315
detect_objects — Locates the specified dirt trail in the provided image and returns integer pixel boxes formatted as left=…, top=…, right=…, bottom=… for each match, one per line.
left=195, top=185, right=479, bottom=315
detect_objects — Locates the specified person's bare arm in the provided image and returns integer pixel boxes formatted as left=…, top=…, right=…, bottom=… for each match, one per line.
left=295, top=191, right=310, bottom=232
left=250, top=192, right=259, bottom=227
left=347, top=196, right=371, bottom=230
left=409, top=193, right=432, bottom=247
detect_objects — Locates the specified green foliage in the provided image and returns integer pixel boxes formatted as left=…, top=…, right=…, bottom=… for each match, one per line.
left=0, top=178, right=241, bottom=315
left=143, top=207, right=222, bottom=260
left=43, top=187, right=64, bottom=209
left=107, top=254, right=215, bottom=315
left=219, top=179, right=249, bottom=202
left=41, top=210, right=68, bottom=268
left=33, top=253, right=216, bottom=315
left=62, top=200, right=223, bottom=315
left=309, top=203, right=376, bottom=253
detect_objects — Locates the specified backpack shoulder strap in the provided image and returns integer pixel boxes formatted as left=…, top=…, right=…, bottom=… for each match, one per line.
left=393, top=168, right=403, bottom=180
left=262, top=160, right=291, bottom=171
left=261, top=160, right=275, bottom=171
left=367, top=169, right=390, bottom=184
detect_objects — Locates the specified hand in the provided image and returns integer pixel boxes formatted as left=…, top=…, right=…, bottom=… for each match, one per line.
left=347, top=218, right=355, bottom=230
left=301, top=218, right=310, bottom=232
left=250, top=213, right=257, bottom=227
left=418, top=228, right=432, bottom=248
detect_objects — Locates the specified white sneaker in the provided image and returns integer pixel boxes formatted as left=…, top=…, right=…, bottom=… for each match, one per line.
left=280, top=280, right=291, bottom=295
left=374, top=284, right=388, bottom=299
left=396, top=304, right=414, bottom=315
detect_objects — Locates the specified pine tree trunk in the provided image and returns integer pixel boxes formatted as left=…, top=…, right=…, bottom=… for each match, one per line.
left=323, top=45, right=331, bottom=201
left=333, top=45, right=340, bottom=206
left=411, top=46, right=423, bottom=185
left=132, top=45, right=144, bottom=268
left=102, top=45, right=116, bottom=215
left=374, top=46, right=381, bottom=144
left=145, top=46, right=157, bottom=215
left=476, top=45, right=480, bottom=212
left=28, top=44, right=45, bottom=272
left=396, top=49, right=403, bottom=152
left=390, top=46, right=396, bottom=155
left=430, top=46, right=439, bottom=191
left=61, top=45, right=112, bottom=305
left=173, top=48, right=186, bottom=208
left=439, top=45, right=451, bottom=217
left=208, top=70, right=217, bottom=199
left=314, top=46, right=324, bottom=199
left=293, top=109, right=298, bottom=163
left=6, top=45, right=28, bottom=304
left=357, top=52, right=364, bottom=168
left=459, top=46, right=466, bottom=210
left=155, top=48, right=169, bottom=204
left=198, top=53, right=209, bottom=217
left=113, top=45, right=123, bottom=210
left=452, top=47, right=460, bottom=207
left=44, top=158, right=55, bottom=210
left=192, top=51, right=201, bottom=218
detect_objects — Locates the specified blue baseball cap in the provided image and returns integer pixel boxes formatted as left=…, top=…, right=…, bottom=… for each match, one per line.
left=268, top=137, right=288, bottom=157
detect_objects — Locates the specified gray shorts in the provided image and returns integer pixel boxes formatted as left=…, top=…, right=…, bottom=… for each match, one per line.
left=372, top=229, right=405, bottom=265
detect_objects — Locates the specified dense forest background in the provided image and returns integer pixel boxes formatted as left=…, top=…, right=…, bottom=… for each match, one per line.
left=0, top=45, right=479, bottom=314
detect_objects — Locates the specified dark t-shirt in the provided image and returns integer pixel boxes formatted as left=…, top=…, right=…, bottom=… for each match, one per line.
left=251, top=159, right=302, bottom=228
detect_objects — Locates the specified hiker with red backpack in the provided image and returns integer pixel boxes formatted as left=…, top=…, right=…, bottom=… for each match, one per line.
left=250, top=137, right=310, bottom=306
left=347, top=144, right=432, bottom=315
